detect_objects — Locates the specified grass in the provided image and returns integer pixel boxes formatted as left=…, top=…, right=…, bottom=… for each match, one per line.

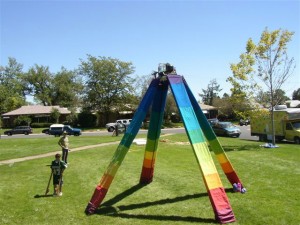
left=0, top=134, right=146, bottom=161
left=0, top=134, right=299, bottom=225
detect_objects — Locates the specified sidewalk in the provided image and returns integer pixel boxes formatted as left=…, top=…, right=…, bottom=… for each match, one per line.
left=0, top=141, right=120, bottom=166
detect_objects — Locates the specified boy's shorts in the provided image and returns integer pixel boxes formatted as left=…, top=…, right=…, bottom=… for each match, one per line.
left=53, top=175, right=63, bottom=185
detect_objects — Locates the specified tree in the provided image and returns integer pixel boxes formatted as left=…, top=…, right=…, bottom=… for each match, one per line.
left=229, top=28, right=295, bottom=145
left=79, top=55, right=135, bottom=124
left=164, top=92, right=179, bottom=123
left=199, top=79, right=222, bottom=105
left=51, top=67, right=84, bottom=107
left=25, top=65, right=53, bottom=106
left=0, top=57, right=26, bottom=114
left=292, top=88, right=300, bottom=100
left=77, top=111, right=97, bottom=127
left=134, top=74, right=153, bottom=100
left=24, top=66, right=83, bottom=107
left=256, top=89, right=289, bottom=107
left=50, top=108, right=60, bottom=123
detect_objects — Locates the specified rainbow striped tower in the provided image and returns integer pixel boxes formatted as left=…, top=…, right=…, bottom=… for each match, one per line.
left=85, top=79, right=160, bottom=214
left=140, top=81, right=168, bottom=184
left=85, top=73, right=244, bottom=223
left=168, top=75, right=235, bottom=223
left=183, top=78, right=244, bottom=188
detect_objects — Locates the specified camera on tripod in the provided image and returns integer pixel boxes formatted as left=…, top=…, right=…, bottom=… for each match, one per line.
left=152, top=63, right=176, bottom=79
left=158, top=63, right=175, bottom=75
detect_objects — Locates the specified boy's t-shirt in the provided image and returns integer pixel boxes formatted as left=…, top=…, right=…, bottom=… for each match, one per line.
left=51, top=160, right=67, bottom=176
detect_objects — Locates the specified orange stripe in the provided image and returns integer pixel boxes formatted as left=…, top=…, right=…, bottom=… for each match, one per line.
left=143, top=158, right=155, bottom=168
left=221, top=161, right=234, bottom=173
left=99, top=174, right=114, bottom=189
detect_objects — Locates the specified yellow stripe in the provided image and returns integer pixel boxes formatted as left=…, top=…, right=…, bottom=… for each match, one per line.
left=106, top=162, right=119, bottom=177
left=204, top=173, right=223, bottom=190
left=216, top=153, right=228, bottom=164
left=193, top=142, right=218, bottom=175
left=144, top=151, right=156, bottom=160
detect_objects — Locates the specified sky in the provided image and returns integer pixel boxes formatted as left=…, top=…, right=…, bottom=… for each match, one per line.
left=1, top=0, right=299, bottom=103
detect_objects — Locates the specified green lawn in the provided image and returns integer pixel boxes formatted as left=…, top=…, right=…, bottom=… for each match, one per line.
left=0, top=134, right=146, bottom=161
left=0, top=134, right=299, bottom=225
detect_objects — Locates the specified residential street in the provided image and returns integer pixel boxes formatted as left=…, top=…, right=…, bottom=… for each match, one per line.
left=0, top=125, right=258, bottom=141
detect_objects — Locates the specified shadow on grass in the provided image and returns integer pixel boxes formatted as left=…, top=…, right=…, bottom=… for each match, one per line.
left=223, top=143, right=260, bottom=152
left=101, top=183, right=147, bottom=206
left=94, top=183, right=231, bottom=223
left=98, top=212, right=217, bottom=223
left=34, top=194, right=53, bottom=198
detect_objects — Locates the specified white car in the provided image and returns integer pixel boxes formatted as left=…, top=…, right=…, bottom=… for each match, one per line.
left=105, top=119, right=132, bottom=132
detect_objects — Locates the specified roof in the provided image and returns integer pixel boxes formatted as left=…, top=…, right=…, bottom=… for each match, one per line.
left=199, top=103, right=217, bottom=110
left=2, top=105, right=71, bottom=116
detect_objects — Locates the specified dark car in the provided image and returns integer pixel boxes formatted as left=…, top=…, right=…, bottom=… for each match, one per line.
left=42, top=128, right=49, bottom=134
left=208, top=118, right=219, bottom=126
left=4, top=126, right=33, bottom=136
left=212, top=122, right=241, bottom=138
left=239, top=119, right=250, bottom=126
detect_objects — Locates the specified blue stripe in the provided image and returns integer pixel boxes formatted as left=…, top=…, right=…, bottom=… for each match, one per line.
left=179, top=107, right=201, bottom=130
left=170, top=83, right=190, bottom=107
left=183, top=79, right=216, bottom=141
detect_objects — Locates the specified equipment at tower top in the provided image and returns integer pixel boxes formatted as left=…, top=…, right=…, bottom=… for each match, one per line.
left=153, top=63, right=176, bottom=78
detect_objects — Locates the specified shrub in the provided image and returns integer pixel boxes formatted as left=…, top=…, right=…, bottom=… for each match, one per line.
left=30, top=123, right=52, bottom=128
left=77, top=111, right=97, bottom=127
left=14, top=116, right=32, bottom=126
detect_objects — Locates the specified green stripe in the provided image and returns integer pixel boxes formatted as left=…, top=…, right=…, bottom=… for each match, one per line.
left=111, top=145, right=130, bottom=166
left=187, top=129, right=206, bottom=144
left=145, top=138, right=158, bottom=152
left=120, top=133, right=136, bottom=148
left=147, top=111, right=162, bottom=140
left=208, top=138, right=224, bottom=154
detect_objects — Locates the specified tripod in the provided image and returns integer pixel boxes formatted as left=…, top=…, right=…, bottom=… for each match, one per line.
left=85, top=73, right=245, bottom=223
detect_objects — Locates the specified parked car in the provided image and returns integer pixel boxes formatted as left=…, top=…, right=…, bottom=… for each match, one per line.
left=212, top=122, right=241, bottom=138
left=42, top=128, right=49, bottom=134
left=106, top=119, right=132, bottom=132
left=48, top=124, right=81, bottom=136
left=4, top=126, right=33, bottom=136
left=239, top=119, right=250, bottom=126
left=208, top=118, right=219, bottom=126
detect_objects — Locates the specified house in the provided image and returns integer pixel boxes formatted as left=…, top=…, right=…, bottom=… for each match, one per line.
left=1, top=105, right=71, bottom=127
left=199, top=103, right=218, bottom=119
left=286, top=100, right=300, bottom=108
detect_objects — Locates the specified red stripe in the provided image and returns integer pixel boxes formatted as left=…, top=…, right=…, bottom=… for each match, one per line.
left=225, top=171, right=242, bottom=185
left=140, top=167, right=154, bottom=184
left=85, top=186, right=108, bottom=214
left=91, top=186, right=108, bottom=207
left=208, top=188, right=236, bottom=224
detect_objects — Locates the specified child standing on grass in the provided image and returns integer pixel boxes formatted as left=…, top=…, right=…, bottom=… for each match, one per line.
left=51, top=153, right=67, bottom=196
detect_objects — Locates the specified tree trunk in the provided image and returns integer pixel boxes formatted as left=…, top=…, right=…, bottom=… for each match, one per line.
left=271, top=107, right=276, bottom=145
left=270, top=81, right=276, bottom=146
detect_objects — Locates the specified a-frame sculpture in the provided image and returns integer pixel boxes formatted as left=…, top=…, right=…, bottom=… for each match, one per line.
left=85, top=72, right=245, bottom=224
